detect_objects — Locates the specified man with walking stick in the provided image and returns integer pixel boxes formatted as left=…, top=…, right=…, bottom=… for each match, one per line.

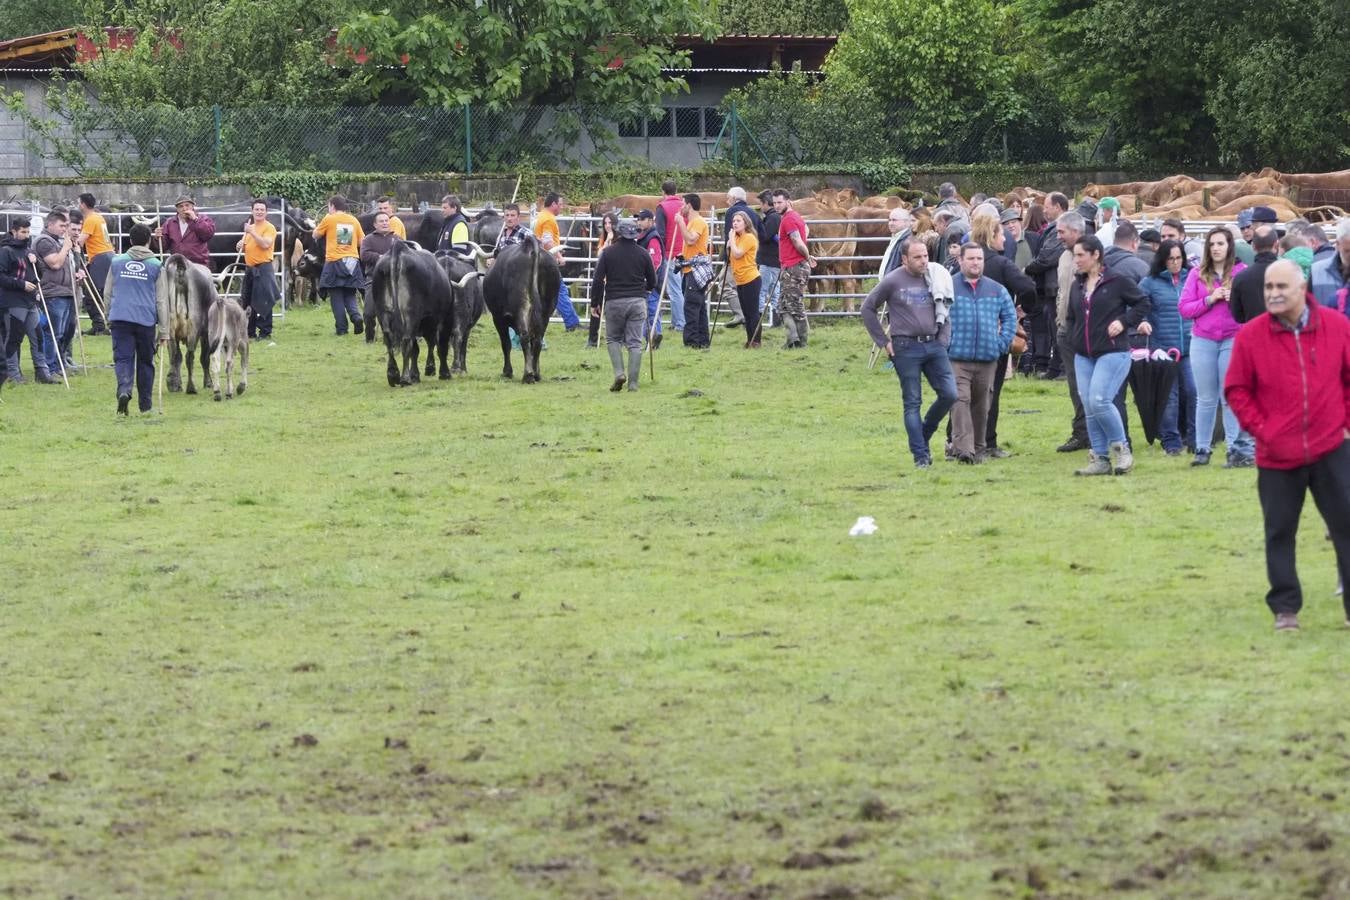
left=76, top=193, right=114, bottom=335
left=103, top=224, right=164, bottom=415
left=0, top=217, right=59, bottom=388
left=34, top=210, right=81, bottom=376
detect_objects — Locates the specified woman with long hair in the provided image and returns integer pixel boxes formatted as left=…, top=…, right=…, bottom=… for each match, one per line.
left=728, top=211, right=762, bottom=347
left=1023, top=203, right=1048, bottom=256
left=588, top=212, right=620, bottom=348
left=1062, top=235, right=1151, bottom=476
left=1141, top=240, right=1195, bottom=454
left=1178, top=226, right=1253, bottom=467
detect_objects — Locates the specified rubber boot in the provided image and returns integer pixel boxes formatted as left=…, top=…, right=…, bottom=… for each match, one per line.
left=607, top=343, right=626, bottom=392
left=781, top=316, right=800, bottom=349
left=796, top=316, right=809, bottom=347
left=626, top=349, right=642, bottom=392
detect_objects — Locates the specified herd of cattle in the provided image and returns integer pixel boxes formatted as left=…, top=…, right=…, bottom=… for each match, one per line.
left=4, top=165, right=1346, bottom=390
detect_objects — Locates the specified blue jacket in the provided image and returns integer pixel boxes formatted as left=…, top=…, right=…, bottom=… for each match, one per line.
left=1311, top=253, right=1347, bottom=311
left=948, top=274, right=1016, bottom=361
left=1142, top=268, right=1192, bottom=356
left=106, top=248, right=162, bottom=327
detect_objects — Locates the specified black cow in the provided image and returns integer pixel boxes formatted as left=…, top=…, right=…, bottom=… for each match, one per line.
left=369, top=240, right=454, bottom=386
left=470, top=207, right=502, bottom=251
left=157, top=254, right=216, bottom=394
left=482, top=233, right=559, bottom=384
left=437, top=255, right=486, bottom=375
left=357, top=211, right=443, bottom=251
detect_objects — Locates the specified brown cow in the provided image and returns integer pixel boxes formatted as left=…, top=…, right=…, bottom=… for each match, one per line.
left=794, top=198, right=858, bottom=312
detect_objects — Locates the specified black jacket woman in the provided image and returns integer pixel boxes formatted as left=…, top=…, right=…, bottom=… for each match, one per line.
left=1062, top=235, right=1151, bottom=476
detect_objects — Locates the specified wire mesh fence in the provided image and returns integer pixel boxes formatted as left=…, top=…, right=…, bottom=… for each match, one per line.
left=10, top=95, right=1090, bottom=179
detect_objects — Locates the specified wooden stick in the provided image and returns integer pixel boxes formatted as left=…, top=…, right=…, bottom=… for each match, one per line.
left=646, top=224, right=681, bottom=382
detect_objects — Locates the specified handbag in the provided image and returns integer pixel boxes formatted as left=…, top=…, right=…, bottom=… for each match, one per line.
left=1011, top=323, right=1028, bottom=356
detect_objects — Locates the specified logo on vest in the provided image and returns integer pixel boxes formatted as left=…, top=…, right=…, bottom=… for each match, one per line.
left=125, top=261, right=146, bottom=274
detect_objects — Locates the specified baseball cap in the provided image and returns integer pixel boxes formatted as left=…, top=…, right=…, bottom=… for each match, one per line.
left=1139, top=228, right=1162, bottom=244
left=1250, top=205, right=1278, bottom=224
left=1099, top=197, right=1121, bottom=211
left=1236, top=209, right=1255, bottom=228
left=636, top=208, right=654, bottom=221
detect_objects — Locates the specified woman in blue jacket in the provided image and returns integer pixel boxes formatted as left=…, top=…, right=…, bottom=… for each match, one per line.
left=1141, top=240, right=1195, bottom=455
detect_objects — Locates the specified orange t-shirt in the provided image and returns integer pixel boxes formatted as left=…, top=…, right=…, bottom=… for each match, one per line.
left=534, top=209, right=560, bottom=249
left=314, top=212, right=364, bottom=262
left=680, top=216, right=709, bottom=272
left=730, top=231, right=759, bottom=285
left=81, top=212, right=114, bottom=257
left=389, top=216, right=407, bottom=240
left=243, top=220, right=276, bottom=267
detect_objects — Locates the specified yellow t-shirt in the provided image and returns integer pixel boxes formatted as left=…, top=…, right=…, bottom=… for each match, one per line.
left=731, top=231, right=759, bottom=286
left=389, top=216, right=407, bottom=240
left=81, top=212, right=114, bottom=257
left=534, top=209, right=560, bottom=249
left=680, top=216, right=709, bottom=272
left=243, top=220, right=276, bottom=267
left=315, top=212, right=364, bottom=262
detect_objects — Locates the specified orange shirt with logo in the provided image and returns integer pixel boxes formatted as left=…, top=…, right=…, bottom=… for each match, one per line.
left=314, top=212, right=365, bottom=262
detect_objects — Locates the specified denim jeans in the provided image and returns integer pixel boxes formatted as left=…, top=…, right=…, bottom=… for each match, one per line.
left=1191, top=336, right=1254, bottom=457
left=1074, top=352, right=1132, bottom=455
left=665, top=263, right=685, bottom=331
left=1159, top=356, right=1197, bottom=452
left=892, top=338, right=958, bottom=463
left=41, top=295, right=74, bottom=374
left=758, top=264, right=781, bottom=315
left=645, top=288, right=663, bottom=337
left=556, top=281, right=580, bottom=329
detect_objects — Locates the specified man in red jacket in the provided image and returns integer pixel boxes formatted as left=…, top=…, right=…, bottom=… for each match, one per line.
left=1225, top=259, right=1350, bottom=632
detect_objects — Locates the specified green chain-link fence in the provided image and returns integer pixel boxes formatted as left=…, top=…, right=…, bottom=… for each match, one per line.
left=11, top=97, right=1093, bottom=179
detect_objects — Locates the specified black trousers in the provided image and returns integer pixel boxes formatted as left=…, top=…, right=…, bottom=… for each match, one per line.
left=682, top=274, right=709, bottom=348
left=85, top=251, right=112, bottom=330
left=241, top=261, right=278, bottom=338
left=737, top=277, right=762, bottom=345
left=111, top=321, right=156, bottom=412
left=1257, top=441, right=1350, bottom=617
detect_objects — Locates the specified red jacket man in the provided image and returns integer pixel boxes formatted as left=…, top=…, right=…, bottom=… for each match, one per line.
left=155, top=195, right=216, bottom=268
left=1225, top=259, right=1350, bottom=631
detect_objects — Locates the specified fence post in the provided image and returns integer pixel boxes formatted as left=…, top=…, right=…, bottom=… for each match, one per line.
left=463, top=104, right=472, bottom=175
left=731, top=101, right=740, bottom=174
left=213, top=105, right=223, bottom=176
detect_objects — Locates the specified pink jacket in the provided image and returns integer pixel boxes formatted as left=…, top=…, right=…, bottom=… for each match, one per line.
left=1178, top=263, right=1246, bottom=341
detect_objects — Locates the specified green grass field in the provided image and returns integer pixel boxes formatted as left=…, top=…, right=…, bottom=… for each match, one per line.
left=2, top=307, right=1346, bottom=899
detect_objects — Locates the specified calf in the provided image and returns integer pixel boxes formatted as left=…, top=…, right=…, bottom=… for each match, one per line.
left=369, top=240, right=454, bottom=386
left=482, top=233, right=560, bottom=383
left=156, top=254, right=215, bottom=394
left=207, top=294, right=249, bottom=400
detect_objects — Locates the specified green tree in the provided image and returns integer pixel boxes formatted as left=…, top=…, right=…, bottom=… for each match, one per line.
left=338, top=1, right=716, bottom=115
left=718, top=0, right=848, bottom=34
left=1204, top=2, right=1350, bottom=171
left=826, top=0, right=1021, bottom=157
left=0, top=1, right=80, bottom=41
left=1015, top=0, right=1216, bottom=165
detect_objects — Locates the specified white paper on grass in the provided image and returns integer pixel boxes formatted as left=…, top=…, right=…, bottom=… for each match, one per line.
left=849, top=516, right=877, bottom=536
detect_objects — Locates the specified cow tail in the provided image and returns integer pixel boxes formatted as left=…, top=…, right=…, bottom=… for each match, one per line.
left=390, top=242, right=403, bottom=342
left=174, top=257, right=188, bottom=325
left=527, top=239, right=541, bottom=331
